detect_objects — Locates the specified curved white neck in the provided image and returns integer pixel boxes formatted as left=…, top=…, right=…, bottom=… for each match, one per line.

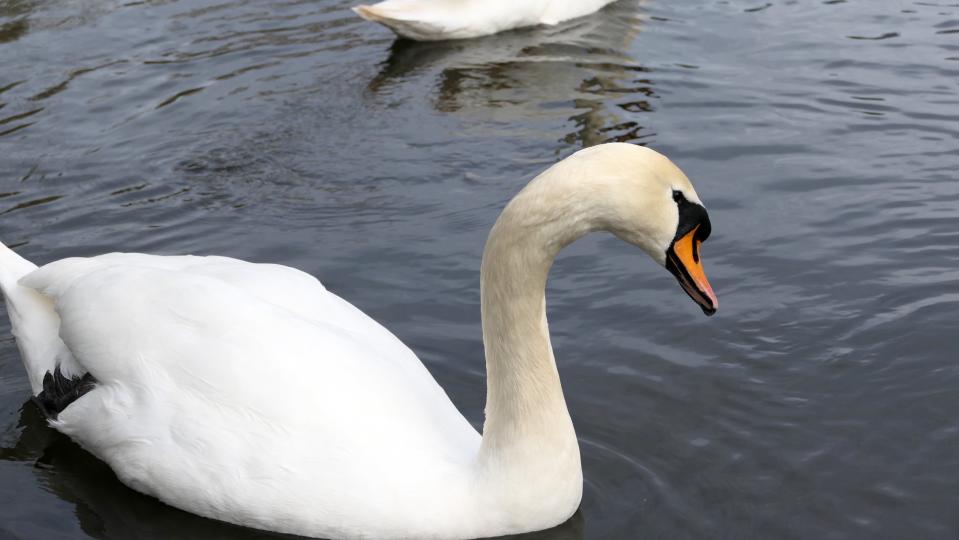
left=467, top=144, right=688, bottom=532
left=477, top=174, right=603, bottom=489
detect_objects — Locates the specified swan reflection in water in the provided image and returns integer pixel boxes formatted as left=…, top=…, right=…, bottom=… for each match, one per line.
left=0, top=402, right=585, bottom=540
left=366, top=0, right=654, bottom=149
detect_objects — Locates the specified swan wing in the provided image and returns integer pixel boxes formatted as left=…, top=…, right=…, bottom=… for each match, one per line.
left=25, top=253, right=428, bottom=373
left=19, top=254, right=480, bottom=534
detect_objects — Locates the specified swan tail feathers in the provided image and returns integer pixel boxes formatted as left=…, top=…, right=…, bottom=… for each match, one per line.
left=352, top=3, right=452, bottom=41
left=33, top=366, right=97, bottom=418
left=0, top=240, right=37, bottom=288
left=0, top=241, right=84, bottom=398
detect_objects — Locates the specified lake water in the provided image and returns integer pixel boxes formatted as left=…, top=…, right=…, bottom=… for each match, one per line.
left=1, top=0, right=957, bottom=538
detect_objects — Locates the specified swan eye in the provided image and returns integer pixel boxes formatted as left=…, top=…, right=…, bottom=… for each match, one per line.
left=672, top=190, right=685, bottom=203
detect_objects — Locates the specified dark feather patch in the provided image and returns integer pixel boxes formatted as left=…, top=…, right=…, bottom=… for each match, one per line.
left=672, top=190, right=711, bottom=243
left=33, top=366, right=97, bottom=419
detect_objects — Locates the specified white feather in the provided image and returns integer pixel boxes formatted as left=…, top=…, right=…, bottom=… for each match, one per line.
left=352, top=0, right=620, bottom=41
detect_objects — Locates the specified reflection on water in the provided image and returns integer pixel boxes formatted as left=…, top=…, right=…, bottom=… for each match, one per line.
left=0, top=0, right=32, bottom=43
left=368, top=1, right=652, bottom=147
left=2, top=0, right=959, bottom=538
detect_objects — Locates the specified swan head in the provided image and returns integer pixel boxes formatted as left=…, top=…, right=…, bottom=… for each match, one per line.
left=541, top=143, right=719, bottom=315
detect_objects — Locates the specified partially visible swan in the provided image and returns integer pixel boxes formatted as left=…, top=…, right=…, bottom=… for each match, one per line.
left=0, top=143, right=717, bottom=540
left=352, top=0, right=620, bottom=41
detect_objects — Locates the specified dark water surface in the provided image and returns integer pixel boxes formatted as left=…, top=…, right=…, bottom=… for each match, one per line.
left=1, top=0, right=957, bottom=538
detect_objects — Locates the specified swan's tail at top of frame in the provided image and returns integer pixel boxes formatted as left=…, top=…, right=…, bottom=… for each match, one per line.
left=352, top=2, right=451, bottom=41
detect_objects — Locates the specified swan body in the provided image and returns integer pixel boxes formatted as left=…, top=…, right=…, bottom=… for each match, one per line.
left=0, top=143, right=717, bottom=540
left=352, top=0, right=619, bottom=41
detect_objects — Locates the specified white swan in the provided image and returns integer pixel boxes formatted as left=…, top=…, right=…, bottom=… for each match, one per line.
left=0, top=143, right=717, bottom=540
left=352, top=0, right=620, bottom=41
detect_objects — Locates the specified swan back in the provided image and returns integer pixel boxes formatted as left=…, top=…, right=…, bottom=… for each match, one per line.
left=353, top=0, right=619, bottom=41
left=21, top=253, right=483, bottom=538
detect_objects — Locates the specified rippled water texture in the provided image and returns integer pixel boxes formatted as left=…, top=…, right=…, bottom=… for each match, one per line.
left=1, top=0, right=958, bottom=538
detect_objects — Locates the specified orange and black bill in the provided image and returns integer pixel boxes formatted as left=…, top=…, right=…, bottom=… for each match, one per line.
left=665, top=224, right=718, bottom=316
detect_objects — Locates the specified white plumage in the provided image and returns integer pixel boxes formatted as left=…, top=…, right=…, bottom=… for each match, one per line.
left=0, top=144, right=716, bottom=539
left=352, top=0, right=620, bottom=41
left=18, top=253, right=482, bottom=537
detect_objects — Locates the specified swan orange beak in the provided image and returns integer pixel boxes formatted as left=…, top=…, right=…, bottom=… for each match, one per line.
left=665, top=225, right=718, bottom=316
